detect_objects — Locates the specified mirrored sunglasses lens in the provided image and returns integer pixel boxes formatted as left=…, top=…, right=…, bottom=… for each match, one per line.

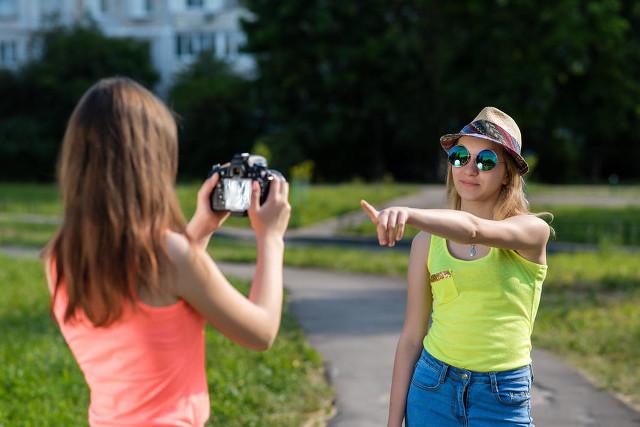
left=448, top=146, right=470, bottom=167
left=476, top=150, right=498, bottom=171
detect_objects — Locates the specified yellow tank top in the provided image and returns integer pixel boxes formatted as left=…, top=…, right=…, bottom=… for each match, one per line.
left=423, top=234, right=547, bottom=372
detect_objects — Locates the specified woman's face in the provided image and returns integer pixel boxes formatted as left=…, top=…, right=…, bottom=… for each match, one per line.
left=450, top=136, right=508, bottom=203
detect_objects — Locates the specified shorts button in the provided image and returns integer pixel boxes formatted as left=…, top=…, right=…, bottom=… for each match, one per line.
left=461, top=373, right=469, bottom=380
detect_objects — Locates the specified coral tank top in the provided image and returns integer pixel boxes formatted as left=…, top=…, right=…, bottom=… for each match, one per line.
left=49, top=261, right=209, bottom=426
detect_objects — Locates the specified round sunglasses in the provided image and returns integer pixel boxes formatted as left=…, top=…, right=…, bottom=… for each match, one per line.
left=447, top=145, right=503, bottom=171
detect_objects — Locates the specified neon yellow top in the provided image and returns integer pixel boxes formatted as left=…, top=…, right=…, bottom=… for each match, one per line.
left=423, top=234, right=547, bottom=372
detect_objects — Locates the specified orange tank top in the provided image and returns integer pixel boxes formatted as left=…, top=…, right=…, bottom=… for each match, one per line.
left=49, top=261, right=209, bottom=427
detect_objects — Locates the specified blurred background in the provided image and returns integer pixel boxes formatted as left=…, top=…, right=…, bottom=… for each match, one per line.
left=0, top=1, right=639, bottom=426
left=0, top=0, right=639, bottom=184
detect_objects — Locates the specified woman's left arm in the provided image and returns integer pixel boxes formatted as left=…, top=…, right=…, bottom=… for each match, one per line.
left=360, top=200, right=550, bottom=252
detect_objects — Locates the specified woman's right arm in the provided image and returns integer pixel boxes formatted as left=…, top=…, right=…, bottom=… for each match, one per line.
left=388, top=231, right=432, bottom=427
left=170, top=178, right=291, bottom=351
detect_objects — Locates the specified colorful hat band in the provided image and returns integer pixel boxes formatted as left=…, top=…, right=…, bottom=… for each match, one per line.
left=462, top=120, right=521, bottom=154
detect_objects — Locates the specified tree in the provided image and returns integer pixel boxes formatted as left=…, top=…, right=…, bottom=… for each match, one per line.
left=169, top=52, right=261, bottom=178
left=242, top=0, right=640, bottom=182
left=0, top=24, right=158, bottom=180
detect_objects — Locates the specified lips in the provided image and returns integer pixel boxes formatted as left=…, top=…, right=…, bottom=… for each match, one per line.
left=460, top=180, right=479, bottom=186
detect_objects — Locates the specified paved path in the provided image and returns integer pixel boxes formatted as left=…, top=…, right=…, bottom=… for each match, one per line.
left=3, top=185, right=640, bottom=426
left=1, top=246, right=639, bottom=426
left=215, top=262, right=640, bottom=427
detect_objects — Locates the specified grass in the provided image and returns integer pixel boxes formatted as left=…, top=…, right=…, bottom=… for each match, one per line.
left=1, top=236, right=639, bottom=411
left=0, top=182, right=418, bottom=230
left=208, top=242, right=640, bottom=409
left=527, top=183, right=640, bottom=197
left=533, top=205, right=640, bottom=246
left=210, top=238, right=409, bottom=276
left=2, top=181, right=640, bottom=411
left=533, top=250, right=640, bottom=409
left=0, top=183, right=61, bottom=216
left=0, top=253, right=333, bottom=426
left=340, top=205, right=640, bottom=246
left=0, top=219, right=58, bottom=248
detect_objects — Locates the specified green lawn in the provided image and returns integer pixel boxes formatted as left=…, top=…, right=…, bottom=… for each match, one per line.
left=0, top=182, right=419, bottom=230
left=2, top=181, right=640, bottom=411
left=533, top=250, right=640, bottom=409
left=526, top=184, right=640, bottom=198
left=341, top=205, right=640, bottom=246
left=0, top=254, right=333, bottom=426
left=209, top=242, right=640, bottom=409
left=0, top=183, right=60, bottom=216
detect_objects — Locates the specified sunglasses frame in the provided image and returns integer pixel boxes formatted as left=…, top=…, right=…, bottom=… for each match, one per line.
left=447, top=144, right=504, bottom=172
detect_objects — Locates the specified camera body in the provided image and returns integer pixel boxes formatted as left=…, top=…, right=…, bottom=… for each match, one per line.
left=209, top=153, right=283, bottom=215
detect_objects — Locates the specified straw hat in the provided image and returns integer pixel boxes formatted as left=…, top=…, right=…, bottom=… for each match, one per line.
left=439, top=107, right=528, bottom=175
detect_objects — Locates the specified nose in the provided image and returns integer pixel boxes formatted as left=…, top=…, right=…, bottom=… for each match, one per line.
left=463, top=158, right=479, bottom=175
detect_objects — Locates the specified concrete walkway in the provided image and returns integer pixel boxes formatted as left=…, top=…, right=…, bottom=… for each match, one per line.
left=215, top=262, right=640, bottom=427
left=1, top=245, right=639, bottom=426
left=3, top=185, right=639, bottom=426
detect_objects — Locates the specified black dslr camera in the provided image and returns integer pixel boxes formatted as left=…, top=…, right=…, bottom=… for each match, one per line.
left=209, top=153, right=283, bottom=215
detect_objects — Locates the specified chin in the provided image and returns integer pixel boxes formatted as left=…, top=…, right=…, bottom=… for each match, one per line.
left=455, top=183, right=480, bottom=196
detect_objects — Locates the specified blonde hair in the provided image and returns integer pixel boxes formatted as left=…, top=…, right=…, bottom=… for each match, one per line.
left=45, top=77, right=188, bottom=327
left=445, top=149, right=555, bottom=234
left=445, top=152, right=529, bottom=220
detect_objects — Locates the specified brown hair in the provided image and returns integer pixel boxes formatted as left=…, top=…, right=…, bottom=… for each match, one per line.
left=45, top=77, right=187, bottom=327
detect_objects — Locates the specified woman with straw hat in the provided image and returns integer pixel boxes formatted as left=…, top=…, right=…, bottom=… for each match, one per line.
left=361, top=107, right=551, bottom=427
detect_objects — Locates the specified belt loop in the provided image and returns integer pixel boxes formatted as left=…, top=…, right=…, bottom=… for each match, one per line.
left=490, top=372, right=498, bottom=393
left=439, top=361, right=449, bottom=384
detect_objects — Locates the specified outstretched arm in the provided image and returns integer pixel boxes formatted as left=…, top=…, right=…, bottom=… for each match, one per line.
left=360, top=200, right=550, bottom=253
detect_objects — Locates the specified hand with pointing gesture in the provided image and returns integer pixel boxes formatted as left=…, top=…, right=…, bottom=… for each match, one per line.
left=360, top=200, right=410, bottom=247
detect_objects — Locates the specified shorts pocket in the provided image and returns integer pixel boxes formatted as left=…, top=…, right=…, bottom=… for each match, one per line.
left=430, top=271, right=459, bottom=305
left=494, top=375, right=531, bottom=406
left=411, top=357, right=445, bottom=391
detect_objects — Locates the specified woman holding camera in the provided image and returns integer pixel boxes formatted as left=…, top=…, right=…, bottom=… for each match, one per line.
left=43, top=77, right=291, bottom=426
left=362, top=107, right=551, bottom=427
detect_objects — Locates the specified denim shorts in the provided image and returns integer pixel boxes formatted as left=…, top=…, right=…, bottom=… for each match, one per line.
left=406, top=349, right=534, bottom=427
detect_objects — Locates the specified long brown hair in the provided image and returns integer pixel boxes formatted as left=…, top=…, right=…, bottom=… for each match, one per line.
left=445, top=152, right=529, bottom=220
left=45, top=77, right=187, bottom=327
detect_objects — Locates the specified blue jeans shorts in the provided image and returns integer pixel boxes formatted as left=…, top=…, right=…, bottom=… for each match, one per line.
left=406, top=349, right=534, bottom=427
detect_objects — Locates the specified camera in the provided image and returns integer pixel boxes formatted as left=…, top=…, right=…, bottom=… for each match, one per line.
left=208, top=153, right=283, bottom=215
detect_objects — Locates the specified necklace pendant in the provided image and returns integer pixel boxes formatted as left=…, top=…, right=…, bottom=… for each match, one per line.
left=469, top=244, right=477, bottom=257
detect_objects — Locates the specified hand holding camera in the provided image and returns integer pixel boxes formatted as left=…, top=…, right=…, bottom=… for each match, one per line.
left=208, top=153, right=290, bottom=240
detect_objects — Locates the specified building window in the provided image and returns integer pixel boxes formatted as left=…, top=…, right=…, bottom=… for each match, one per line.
left=177, top=32, right=235, bottom=60
left=128, top=0, right=151, bottom=19
left=186, top=0, right=204, bottom=8
left=0, top=40, right=18, bottom=67
left=0, top=0, right=18, bottom=18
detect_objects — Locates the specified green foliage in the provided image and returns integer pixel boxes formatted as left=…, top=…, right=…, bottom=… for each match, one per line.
left=251, top=139, right=273, bottom=163
left=0, top=254, right=332, bottom=426
left=0, top=25, right=158, bottom=181
left=169, top=53, right=260, bottom=177
left=241, top=0, right=640, bottom=182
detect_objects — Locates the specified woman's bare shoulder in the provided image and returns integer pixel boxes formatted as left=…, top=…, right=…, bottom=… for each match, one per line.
left=411, top=231, right=432, bottom=250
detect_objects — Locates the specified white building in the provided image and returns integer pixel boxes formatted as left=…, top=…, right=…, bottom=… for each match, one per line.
left=0, top=0, right=254, bottom=94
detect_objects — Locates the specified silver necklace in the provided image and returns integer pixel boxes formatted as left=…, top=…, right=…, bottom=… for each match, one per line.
left=469, top=244, right=477, bottom=257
